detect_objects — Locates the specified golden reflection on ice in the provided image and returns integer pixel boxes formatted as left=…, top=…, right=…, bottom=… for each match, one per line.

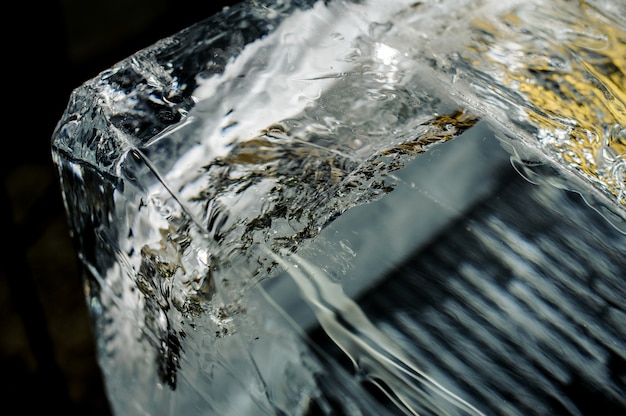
left=465, top=1, right=625, bottom=204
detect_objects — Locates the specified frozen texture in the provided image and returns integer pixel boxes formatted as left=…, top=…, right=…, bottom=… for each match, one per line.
left=51, top=0, right=626, bottom=415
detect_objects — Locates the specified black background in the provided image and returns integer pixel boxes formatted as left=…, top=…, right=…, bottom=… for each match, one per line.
left=2, top=1, right=239, bottom=414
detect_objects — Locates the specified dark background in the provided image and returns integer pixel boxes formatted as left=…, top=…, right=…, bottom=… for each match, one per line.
left=2, top=1, right=239, bottom=414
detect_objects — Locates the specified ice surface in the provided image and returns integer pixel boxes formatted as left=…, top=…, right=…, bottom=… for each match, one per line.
left=51, top=0, right=626, bottom=415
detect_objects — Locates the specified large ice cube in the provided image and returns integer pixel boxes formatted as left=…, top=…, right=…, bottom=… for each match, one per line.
left=51, top=0, right=626, bottom=414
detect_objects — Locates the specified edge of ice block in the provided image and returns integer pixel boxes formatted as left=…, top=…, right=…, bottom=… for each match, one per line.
left=263, top=121, right=511, bottom=330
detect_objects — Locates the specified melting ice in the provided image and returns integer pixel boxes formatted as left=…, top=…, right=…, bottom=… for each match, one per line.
left=51, top=0, right=626, bottom=414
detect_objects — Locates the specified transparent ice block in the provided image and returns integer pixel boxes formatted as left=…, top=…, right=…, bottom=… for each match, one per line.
left=51, top=0, right=626, bottom=414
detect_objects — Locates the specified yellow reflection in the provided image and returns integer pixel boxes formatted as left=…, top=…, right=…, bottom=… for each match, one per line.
left=466, top=1, right=625, bottom=204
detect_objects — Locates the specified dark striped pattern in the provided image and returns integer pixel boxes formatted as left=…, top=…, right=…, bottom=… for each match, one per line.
left=314, top=172, right=626, bottom=415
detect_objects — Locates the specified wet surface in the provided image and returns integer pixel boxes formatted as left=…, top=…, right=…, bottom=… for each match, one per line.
left=48, top=0, right=626, bottom=414
left=11, top=0, right=624, bottom=414
left=1, top=1, right=238, bottom=414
